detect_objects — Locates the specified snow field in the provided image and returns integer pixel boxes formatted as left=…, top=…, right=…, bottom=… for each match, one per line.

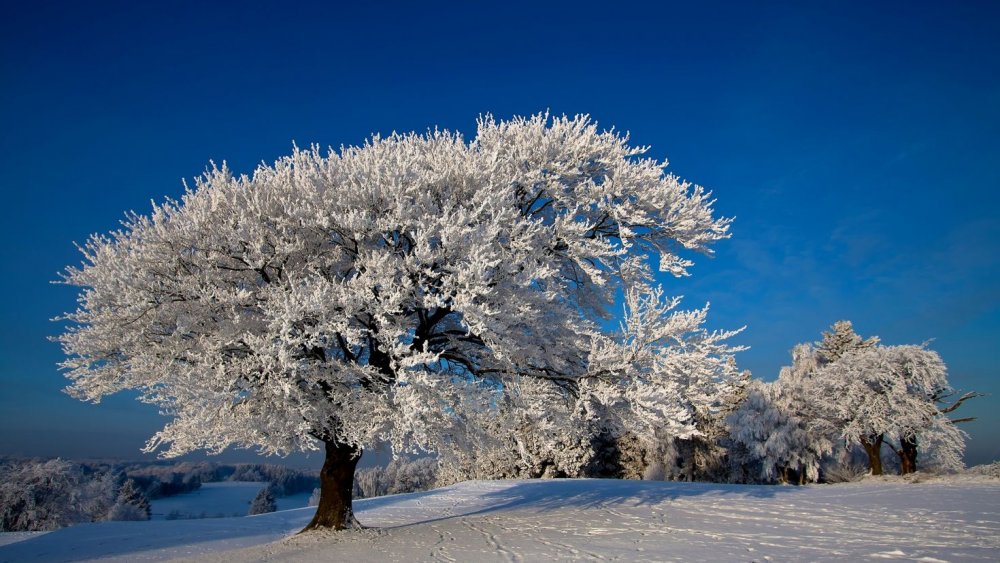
left=1, top=478, right=997, bottom=562
left=151, top=482, right=265, bottom=520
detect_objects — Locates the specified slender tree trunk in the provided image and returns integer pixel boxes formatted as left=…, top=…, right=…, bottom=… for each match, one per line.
left=860, top=435, right=884, bottom=476
left=301, top=440, right=362, bottom=532
left=898, top=436, right=918, bottom=475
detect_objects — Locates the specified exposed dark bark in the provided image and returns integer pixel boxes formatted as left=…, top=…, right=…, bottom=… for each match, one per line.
left=898, top=436, right=918, bottom=475
left=583, top=430, right=627, bottom=478
left=860, top=435, right=884, bottom=476
left=949, top=417, right=976, bottom=424
left=367, top=340, right=394, bottom=379
left=780, top=466, right=804, bottom=485
left=301, top=440, right=362, bottom=532
left=937, top=391, right=983, bottom=415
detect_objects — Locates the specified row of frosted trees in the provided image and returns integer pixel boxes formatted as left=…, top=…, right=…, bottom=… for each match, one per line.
left=437, top=321, right=975, bottom=487
left=722, top=321, right=975, bottom=484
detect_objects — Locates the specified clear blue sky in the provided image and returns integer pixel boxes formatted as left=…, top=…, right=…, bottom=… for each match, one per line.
left=1, top=1, right=997, bottom=468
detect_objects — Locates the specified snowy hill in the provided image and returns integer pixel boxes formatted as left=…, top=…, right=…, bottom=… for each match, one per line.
left=2, top=478, right=998, bottom=562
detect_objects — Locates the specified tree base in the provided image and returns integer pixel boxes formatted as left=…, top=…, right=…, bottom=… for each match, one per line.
left=861, top=435, right=885, bottom=476
left=301, top=440, right=363, bottom=532
left=898, top=436, right=918, bottom=475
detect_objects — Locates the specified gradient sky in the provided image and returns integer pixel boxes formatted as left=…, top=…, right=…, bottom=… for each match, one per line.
left=1, top=1, right=997, bottom=469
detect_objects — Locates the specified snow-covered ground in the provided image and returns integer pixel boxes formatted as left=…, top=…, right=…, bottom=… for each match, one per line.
left=2, top=478, right=998, bottom=562
left=149, top=482, right=312, bottom=520
left=151, top=482, right=267, bottom=520
left=0, top=532, right=48, bottom=548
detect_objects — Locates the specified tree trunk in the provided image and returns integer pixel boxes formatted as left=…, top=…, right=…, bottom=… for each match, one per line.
left=860, top=435, right=884, bottom=476
left=301, top=440, right=362, bottom=532
left=898, top=436, right=918, bottom=475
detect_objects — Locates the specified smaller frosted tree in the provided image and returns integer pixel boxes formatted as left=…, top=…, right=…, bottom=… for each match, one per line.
left=732, top=322, right=973, bottom=480
left=815, top=320, right=879, bottom=366
left=725, top=380, right=832, bottom=484
left=436, top=281, right=746, bottom=481
left=248, top=485, right=277, bottom=515
left=582, top=282, right=745, bottom=479
left=108, top=479, right=151, bottom=521
left=814, top=344, right=966, bottom=475
left=79, top=470, right=118, bottom=523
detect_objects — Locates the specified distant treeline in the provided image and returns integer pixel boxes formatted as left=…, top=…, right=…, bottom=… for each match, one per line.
left=0, top=457, right=318, bottom=532
left=118, top=460, right=319, bottom=497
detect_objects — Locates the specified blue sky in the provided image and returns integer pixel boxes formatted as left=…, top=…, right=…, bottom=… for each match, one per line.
left=1, top=1, right=997, bottom=467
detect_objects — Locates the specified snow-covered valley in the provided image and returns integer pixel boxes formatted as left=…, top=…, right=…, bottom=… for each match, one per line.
left=149, top=482, right=311, bottom=521
left=1, top=477, right=998, bottom=562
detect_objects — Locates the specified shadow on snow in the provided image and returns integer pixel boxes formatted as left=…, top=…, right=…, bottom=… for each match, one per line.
left=0, top=480, right=802, bottom=560
left=361, top=479, right=797, bottom=529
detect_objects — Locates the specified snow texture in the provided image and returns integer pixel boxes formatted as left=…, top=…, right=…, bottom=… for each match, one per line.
left=1, top=479, right=997, bottom=562
left=152, top=482, right=267, bottom=520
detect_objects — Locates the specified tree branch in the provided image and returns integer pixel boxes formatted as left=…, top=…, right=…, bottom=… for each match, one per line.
left=939, top=391, right=983, bottom=414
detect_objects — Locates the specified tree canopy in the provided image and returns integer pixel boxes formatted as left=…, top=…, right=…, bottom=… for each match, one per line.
left=56, top=113, right=737, bottom=528
left=727, top=321, right=971, bottom=481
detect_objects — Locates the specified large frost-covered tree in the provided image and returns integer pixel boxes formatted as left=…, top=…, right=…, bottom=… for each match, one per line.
left=56, top=113, right=734, bottom=530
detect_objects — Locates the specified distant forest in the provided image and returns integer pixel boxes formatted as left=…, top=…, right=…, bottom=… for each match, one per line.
left=0, top=457, right=317, bottom=531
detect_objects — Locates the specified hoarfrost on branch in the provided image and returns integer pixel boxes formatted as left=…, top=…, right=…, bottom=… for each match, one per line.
left=56, top=113, right=737, bottom=471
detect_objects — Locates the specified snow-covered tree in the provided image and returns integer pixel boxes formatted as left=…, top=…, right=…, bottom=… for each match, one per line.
left=353, top=457, right=439, bottom=498
left=728, top=322, right=971, bottom=481
left=248, top=485, right=277, bottom=515
left=0, top=459, right=90, bottom=531
left=56, top=113, right=734, bottom=530
left=768, top=321, right=881, bottom=477
left=599, top=286, right=745, bottom=481
left=725, top=321, right=877, bottom=482
left=437, top=285, right=745, bottom=481
left=813, top=344, right=965, bottom=475
left=307, top=487, right=321, bottom=506
left=815, top=320, right=879, bottom=366
left=108, top=478, right=151, bottom=521
left=725, top=379, right=833, bottom=484
left=777, top=343, right=822, bottom=386
left=79, top=470, right=119, bottom=522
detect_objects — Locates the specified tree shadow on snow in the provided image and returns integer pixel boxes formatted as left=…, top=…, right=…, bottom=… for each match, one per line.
left=363, top=479, right=801, bottom=529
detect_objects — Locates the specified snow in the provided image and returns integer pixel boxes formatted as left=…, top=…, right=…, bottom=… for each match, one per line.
left=274, top=491, right=312, bottom=513
left=0, top=532, right=48, bottom=548
left=152, top=482, right=267, bottom=520
left=148, top=482, right=312, bottom=521
left=2, top=478, right=998, bottom=562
